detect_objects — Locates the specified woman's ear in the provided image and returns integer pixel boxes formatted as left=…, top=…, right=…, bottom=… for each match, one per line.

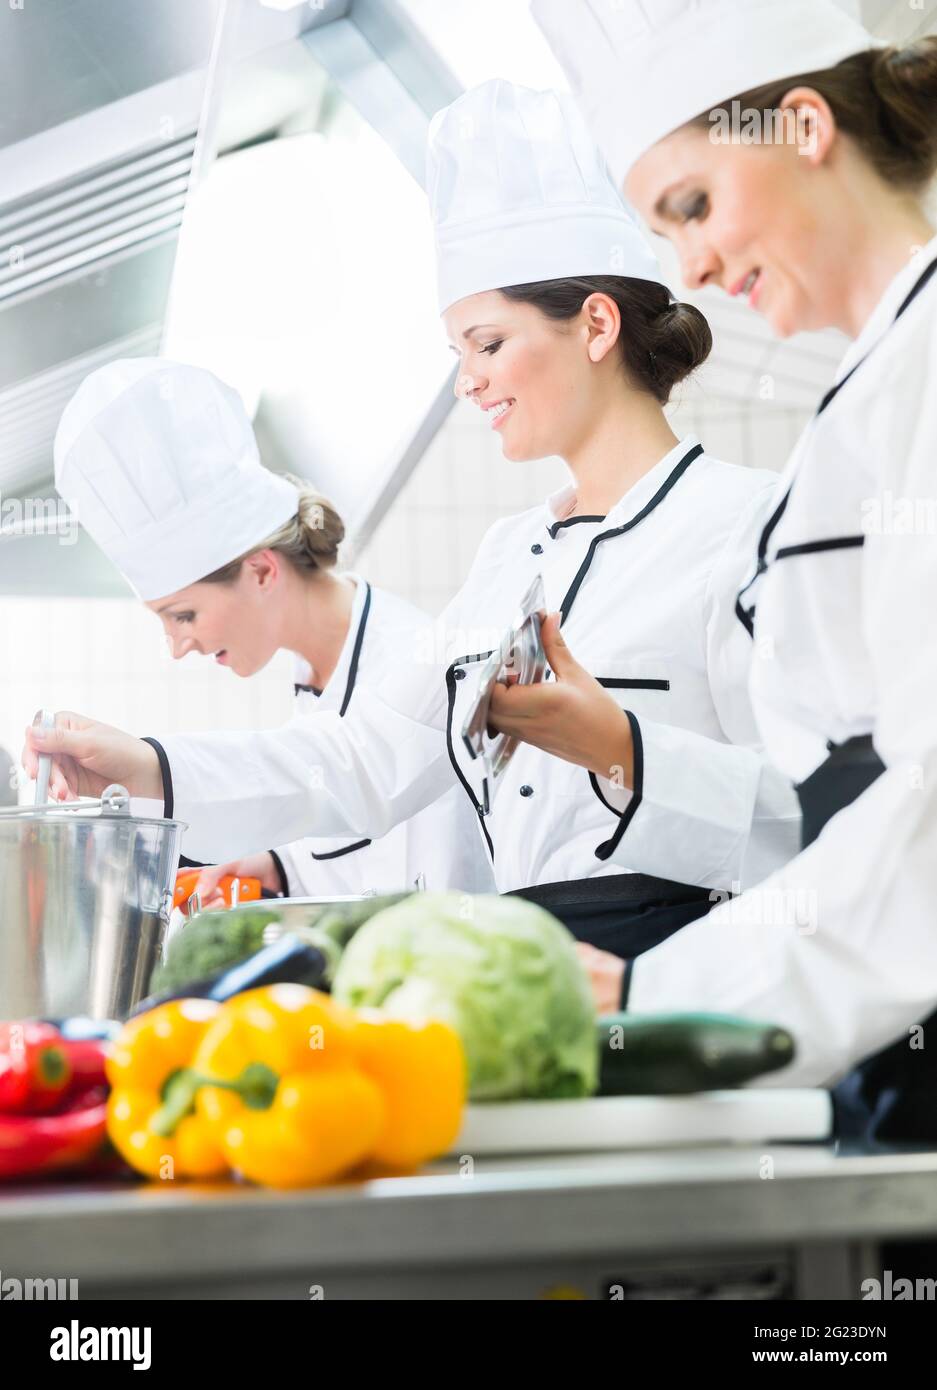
left=779, top=86, right=836, bottom=168
left=582, top=292, right=621, bottom=364
left=246, top=549, right=279, bottom=591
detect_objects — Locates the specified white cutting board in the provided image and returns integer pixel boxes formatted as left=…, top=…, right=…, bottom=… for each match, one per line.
left=451, top=1089, right=832, bottom=1155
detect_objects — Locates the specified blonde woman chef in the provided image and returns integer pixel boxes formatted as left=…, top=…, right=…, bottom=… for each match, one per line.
left=27, top=83, right=799, bottom=966
left=521, top=0, right=937, bottom=1138
left=47, top=359, right=494, bottom=900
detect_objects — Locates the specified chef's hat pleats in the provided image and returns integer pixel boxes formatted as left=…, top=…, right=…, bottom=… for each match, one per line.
left=54, top=359, right=300, bottom=601
left=428, top=78, right=662, bottom=313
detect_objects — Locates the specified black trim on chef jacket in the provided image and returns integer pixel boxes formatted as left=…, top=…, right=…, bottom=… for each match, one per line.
left=305, top=580, right=374, bottom=860
left=735, top=254, right=937, bottom=638
left=581, top=681, right=670, bottom=836
left=589, top=710, right=644, bottom=859
left=293, top=581, right=372, bottom=718
left=445, top=651, right=496, bottom=860
left=142, top=736, right=174, bottom=820
left=268, top=849, right=290, bottom=897
left=558, top=443, right=703, bottom=624
left=308, top=839, right=373, bottom=862
left=597, top=677, right=670, bottom=691
left=737, top=527, right=866, bottom=636
left=337, top=581, right=372, bottom=717
left=774, top=536, right=865, bottom=561
left=547, top=513, right=606, bottom=540
left=143, top=737, right=209, bottom=875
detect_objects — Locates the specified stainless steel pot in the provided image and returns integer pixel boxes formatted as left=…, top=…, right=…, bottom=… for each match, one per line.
left=0, top=786, right=184, bottom=1021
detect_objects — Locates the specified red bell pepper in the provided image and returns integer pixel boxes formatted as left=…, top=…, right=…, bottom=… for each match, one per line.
left=0, top=1022, right=71, bottom=1114
left=59, top=1038, right=109, bottom=1099
left=0, top=1087, right=109, bottom=1181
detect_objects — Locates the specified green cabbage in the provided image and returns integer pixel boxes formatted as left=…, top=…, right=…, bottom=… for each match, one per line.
left=332, top=893, right=597, bottom=1100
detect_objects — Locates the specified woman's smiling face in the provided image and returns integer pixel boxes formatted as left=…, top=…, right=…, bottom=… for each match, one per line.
left=623, top=107, right=843, bottom=339
left=443, top=290, right=604, bottom=462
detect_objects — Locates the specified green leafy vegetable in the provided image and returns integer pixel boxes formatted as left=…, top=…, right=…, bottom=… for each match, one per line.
left=151, top=910, right=281, bottom=993
left=333, top=893, right=597, bottom=1100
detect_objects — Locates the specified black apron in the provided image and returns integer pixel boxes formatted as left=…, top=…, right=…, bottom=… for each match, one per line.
left=787, top=255, right=937, bottom=1145
left=506, top=873, right=715, bottom=959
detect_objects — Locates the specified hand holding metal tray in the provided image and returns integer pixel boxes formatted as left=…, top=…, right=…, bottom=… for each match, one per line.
left=461, top=575, right=547, bottom=814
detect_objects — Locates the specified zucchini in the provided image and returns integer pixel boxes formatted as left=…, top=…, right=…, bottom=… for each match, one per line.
left=596, top=1012, right=795, bottom=1095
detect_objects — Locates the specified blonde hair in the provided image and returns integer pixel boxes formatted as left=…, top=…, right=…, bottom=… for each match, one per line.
left=202, top=473, right=345, bottom=584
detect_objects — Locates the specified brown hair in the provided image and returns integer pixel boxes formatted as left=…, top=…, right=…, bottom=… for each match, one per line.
left=499, top=276, right=712, bottom=405
left=691, top=37, right=937, bottom=194
left=201, top=473, right=345, bottom=585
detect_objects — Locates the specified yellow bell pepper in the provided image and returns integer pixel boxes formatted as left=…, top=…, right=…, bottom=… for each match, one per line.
left=192, top=984, right=385, bottom=1189
left=349, top=1012, right=466, bottom=1171
left=105, top=999, right=228, bottom=1180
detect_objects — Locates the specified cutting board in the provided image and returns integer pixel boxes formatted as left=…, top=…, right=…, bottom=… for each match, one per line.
left=451, top=1089, right=832, bottom=1155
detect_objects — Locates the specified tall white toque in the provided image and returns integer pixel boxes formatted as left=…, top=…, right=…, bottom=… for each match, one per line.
left=427, top=77, right=663, bottom=313
left=54, top=358, right=300, bottom=601
left=530, top=0, right=875, bottom=186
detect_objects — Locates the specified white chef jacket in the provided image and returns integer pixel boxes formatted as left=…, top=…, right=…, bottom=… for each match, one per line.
left=271, top=577, right=495, bottom=897
left=155, top=436, right=800, bottom=895
left=628, top=235, right=937, bottom=1088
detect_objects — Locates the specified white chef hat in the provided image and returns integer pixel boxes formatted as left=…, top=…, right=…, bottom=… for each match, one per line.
left=54, top=358, right=300, bottom=601
left=427, top=78, right=662, bottom=314
left=530, top=0, right=876, bottom=187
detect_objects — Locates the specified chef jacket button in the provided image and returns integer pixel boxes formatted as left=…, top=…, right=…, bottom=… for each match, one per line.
left=530, top=543, right=543, bottom=555
left=454, top=667, right=465, bottom=680
left=519, top=784, right=534, bottom=797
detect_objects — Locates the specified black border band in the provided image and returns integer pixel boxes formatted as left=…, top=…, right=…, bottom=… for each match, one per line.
left=597, top=677, right=669, bottom=691
left=548, top=513, right=606, bottom=540
left=594, top=711, right=644, bottom=861
left=445, top=652, right=495, bottom=860
left=269, top=849, right=290, bottom=895
left=775, top=535, right=864, bottom=560
left=142, top=737, right=173, bottom=819
left=309, top=838, right=372, bottom=861
left=559, top=442, right=702, bottom=625
left=339, top=581, right=372, bottom=717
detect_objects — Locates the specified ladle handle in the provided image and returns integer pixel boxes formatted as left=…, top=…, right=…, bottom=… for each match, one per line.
left=33, top=709, right=55, bottom=807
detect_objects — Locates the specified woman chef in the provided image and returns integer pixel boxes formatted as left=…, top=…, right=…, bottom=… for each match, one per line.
left=520, top=0, right=937, bottom=1138
left=27, top=82, right=799, bottom=965
left=47, top=359, right=494, bottom=899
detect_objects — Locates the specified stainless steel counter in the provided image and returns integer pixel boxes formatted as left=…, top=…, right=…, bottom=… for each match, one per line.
left=3, top=1143, right=937, bottom=1299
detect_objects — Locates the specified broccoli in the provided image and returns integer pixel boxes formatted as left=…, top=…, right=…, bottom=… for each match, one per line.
left=152, top=909, right=282, bottom=993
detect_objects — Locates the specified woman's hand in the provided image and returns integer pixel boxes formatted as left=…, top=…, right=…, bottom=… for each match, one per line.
left=487, top=613, right=634, bottom=783
left=576, top=942, right=627, bottom=1014
left=193, top=853, right=284, bottom=913
left=21, top=711, right=163, bottom=803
